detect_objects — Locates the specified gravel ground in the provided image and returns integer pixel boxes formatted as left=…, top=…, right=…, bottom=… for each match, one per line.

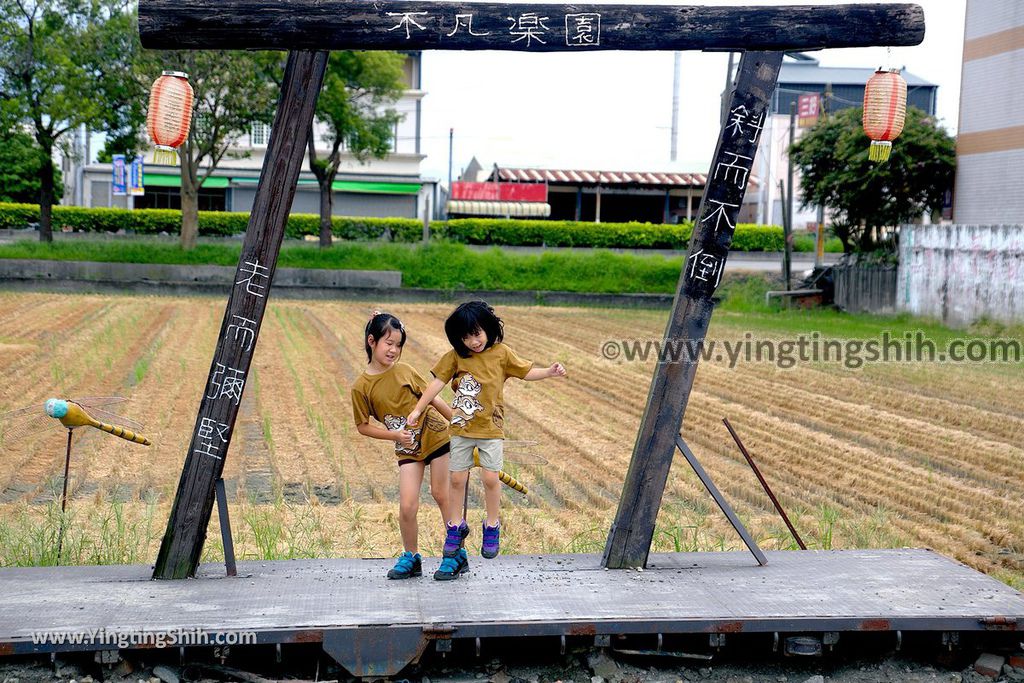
left=1, top=647, right=1023, bottom=683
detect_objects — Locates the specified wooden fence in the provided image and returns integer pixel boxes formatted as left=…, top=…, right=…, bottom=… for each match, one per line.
left=833, top=259, right=898, bottom=314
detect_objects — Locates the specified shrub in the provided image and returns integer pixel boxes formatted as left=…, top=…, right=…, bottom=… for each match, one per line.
left=445, top=218, right=694, bottom=249
left=0, top=202, right=788, bottom=251
left=0, top=203, right=424, bottom=241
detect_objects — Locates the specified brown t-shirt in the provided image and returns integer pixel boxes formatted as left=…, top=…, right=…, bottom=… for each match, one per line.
left=431, top=342, right=534, bottom=439
left=351, top=361, right=449, bottom=461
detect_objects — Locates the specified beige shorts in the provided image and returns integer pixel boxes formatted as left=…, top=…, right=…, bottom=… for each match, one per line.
left=450, top=436, right=503, bottom=472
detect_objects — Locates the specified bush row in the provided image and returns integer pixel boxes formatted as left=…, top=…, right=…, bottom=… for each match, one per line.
left=0, top=203, right=424, bottom=242
left=0, top=203, right=787, bottom=251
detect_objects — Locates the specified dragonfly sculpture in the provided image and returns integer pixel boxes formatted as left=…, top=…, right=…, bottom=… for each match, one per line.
left=0, top=397, right=151, bottom=562
left=459, top=440, right=547, bottom=523
left=473, top=440, right=546, bottom=496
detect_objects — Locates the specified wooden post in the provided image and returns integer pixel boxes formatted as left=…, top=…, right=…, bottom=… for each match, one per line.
left=153, top=50, right=329, bottom=579
left=602, top=51, right=784, bottom=569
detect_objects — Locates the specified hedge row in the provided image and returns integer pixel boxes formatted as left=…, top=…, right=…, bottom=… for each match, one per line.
left=0, top=202, right=784, bottom=251
left=0, top=203, right=424, bottom=242
left=445, top=219, right=787, bottom=251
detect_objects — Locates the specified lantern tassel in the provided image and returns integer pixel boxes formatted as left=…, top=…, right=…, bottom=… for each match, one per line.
left=153, top=146, right=179, bottom=166
left=869, top=140, right=892, bottom=163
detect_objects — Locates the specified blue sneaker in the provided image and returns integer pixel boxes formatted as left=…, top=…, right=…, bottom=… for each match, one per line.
left=482, top=521, right=500, bottom=559
left=387, top=551, right=422, bottom=579
left=442, top=520, right=470, bottom=557
left=433, top=548, right=469, bottom=581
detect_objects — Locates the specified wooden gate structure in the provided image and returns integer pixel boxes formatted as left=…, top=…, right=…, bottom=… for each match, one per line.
left=139, top=1, right=927, bottom=579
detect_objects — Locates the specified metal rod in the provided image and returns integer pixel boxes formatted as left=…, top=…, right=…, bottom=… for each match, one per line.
left=56, top=429, right=72, bottom=564
left=722, top=418, right=807, bottom=550
left=674, top=435, right=767, bottom=566
left=215, top=478, right=237, bottom=576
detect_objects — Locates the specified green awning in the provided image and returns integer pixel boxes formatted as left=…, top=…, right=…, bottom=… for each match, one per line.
left=143, top=173, right=229, bottom=189
left=143, top=173, right=180, bottom=187
left=231, top=177, right=421, bottom=194
left=331, top=180, right=421, bottom=195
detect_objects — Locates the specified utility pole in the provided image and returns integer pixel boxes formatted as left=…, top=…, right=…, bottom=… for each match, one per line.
left=671, top=52, right=681, bottom=162
left=447, top=127, right=453, bottom=190
left=815, top=84, right=833, bottom=269
left=785, top=101, right=795, bottom=290
left=719, top=52, right=736, bottom=127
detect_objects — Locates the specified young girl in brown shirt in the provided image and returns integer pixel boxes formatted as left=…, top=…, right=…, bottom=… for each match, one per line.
left=408, top=301, right=566, bottom=560
left=351, top=312, right=468, bottom=580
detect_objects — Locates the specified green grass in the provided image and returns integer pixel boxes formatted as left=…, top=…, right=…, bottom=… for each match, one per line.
left=5, top=237, right=1022, bottom=344
left=0, top=239, right=692, bottom=294
left=0, top=237, right=838, bottom=295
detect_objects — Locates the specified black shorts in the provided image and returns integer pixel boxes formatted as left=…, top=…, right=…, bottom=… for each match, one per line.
left=397, top=441, right=451, bottom=467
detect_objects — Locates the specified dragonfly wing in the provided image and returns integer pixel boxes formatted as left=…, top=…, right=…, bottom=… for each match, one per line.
left=74, top=397, right=129, bottom=409
left=0, top=404, right=46, bottom=420
left=1, top=414, right=61, bottom=444
left=505, top=453, right=549, bottom=466
left=502, top=442, right=548, bottom=466
left=83, top=406, right=145, bottom=432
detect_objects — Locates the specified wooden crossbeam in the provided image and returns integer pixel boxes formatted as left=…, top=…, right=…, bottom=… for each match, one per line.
left=139, top=2, right=925, bottom=52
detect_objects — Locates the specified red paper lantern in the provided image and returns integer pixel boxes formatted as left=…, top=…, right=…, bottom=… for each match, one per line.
left=146, top=71, right=194, bottom=166
left=862, top=69, right=907, bottom=163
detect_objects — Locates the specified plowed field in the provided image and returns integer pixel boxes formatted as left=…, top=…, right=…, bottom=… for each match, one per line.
left=1, top=291, right=1020, bottom=588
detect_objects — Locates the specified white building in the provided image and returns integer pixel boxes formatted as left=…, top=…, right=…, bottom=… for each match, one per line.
left=75, top=52, right=436, bottom=221
left=953, top=1, right=1024, bottom=223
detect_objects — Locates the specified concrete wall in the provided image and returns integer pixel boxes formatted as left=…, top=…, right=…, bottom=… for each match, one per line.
left=0, top=259, right=401, bottom=289
left=897, top=224, right=1024, bottom=327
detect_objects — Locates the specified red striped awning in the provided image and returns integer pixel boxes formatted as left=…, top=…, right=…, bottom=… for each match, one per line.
left=493, top=167, right=725, bottom=187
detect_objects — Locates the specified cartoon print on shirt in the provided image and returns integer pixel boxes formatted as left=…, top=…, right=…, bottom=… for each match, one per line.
left=450, top=372, right=485, bottom=427
left=383, top=414, right=421, bottom=454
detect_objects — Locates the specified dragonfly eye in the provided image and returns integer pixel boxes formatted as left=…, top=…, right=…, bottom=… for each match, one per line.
left=45, top=399, right=68, bottom=419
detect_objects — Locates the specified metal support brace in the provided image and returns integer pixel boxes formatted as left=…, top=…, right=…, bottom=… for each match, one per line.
left=215, top=478, right=237, bottom=577
left=675, top=435, right=767, bottom=566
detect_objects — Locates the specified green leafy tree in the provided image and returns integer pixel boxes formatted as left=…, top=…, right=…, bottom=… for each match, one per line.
left=306, top=51, right=406, bottom=248
left=134, top=49, right=280, bottom=250
left=790, top=106, right=956, bottom=253
left=0, top=0, right=136, bottom=241
left=0, top=128, right=63, bottom=203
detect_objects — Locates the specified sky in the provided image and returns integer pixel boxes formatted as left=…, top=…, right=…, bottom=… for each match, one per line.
left=415, top=0, right=967, bottom=184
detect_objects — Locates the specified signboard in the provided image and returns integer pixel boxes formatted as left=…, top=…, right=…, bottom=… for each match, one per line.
left=797, top=93, right=822, bottom=128
left=129, top=156, right=145, bottom=196
left=451, top=181, right=547, bottom=203
left=112, top=154, right=127, bottom=196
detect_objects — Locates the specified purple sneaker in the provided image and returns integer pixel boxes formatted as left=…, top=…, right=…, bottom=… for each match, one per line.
left=443, top=520, right=470, bottom=557
left=481, top=521, right=500, bottom=559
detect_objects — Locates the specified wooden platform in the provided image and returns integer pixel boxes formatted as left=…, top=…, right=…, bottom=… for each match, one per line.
left=2, top=549, right=1022, bottom=675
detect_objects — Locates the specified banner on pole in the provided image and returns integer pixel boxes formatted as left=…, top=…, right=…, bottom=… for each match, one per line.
left=129, top=156, right=145, bottom=196
left=797, top=93, right=822, bottom=128
left=112, top=155, right=127, bottom=196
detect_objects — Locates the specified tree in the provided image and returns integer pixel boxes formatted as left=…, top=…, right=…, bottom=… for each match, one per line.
left=0, top=0, right=136, bottom=241
left=306, top=51, right=406, bottom=248
left=790, top=106, right=956, bottom=253
left=135, top=49, right=280, bottom=250
left=0, top=128, right=63, bottom=203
